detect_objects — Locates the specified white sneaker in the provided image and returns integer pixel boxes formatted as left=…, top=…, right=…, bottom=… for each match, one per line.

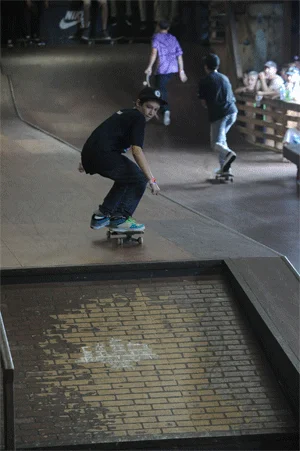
left=215, top=167, right=232, bottom=175
left=163, top=111, right=171, bottom=126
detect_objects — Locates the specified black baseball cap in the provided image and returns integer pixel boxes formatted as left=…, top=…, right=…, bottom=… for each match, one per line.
left=264, top=61, right=277, bottom=69
left=203, top=53, right=220, bottom=69
left=137, top=87, right=167, bottom=106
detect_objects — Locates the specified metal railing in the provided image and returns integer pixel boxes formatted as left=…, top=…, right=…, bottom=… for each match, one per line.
left=0, top=313, right=15, bottom=451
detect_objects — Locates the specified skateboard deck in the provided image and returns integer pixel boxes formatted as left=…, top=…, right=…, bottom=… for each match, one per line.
left=125, top=36, right=152, bottom=44
left=87, top=36, right=125, bottom=45
left=215, top=171, right=234, bottom=183
left=106, top=229, right=144, bottom=245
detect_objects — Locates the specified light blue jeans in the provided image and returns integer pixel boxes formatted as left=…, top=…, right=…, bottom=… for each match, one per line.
left=210, top=113, right=237, bottom=166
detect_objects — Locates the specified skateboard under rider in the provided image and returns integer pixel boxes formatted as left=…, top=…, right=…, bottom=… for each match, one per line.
left=106, top=228, right=144, bottom=245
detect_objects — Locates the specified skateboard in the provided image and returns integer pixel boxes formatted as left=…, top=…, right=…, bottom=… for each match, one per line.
left=16, top=38, right=46, bottom=47
left=126, top=36, right=152, bottom=44
left=86, top=36, right=125, bottom=45
left=106, top=229, right=144, bottom=245
left=215, top=171, right=234, bottom=183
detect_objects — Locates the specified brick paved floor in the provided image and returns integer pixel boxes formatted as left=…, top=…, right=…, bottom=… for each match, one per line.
left=2, top=276, right=296, bottom=448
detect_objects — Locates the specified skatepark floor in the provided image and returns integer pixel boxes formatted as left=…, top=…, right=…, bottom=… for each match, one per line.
left=1, top=66, right=281, bottom=269
left=1, top=45, right=299, bottom=272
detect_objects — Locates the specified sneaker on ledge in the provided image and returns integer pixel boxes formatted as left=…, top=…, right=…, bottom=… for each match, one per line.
left=90, top=213, right=110, bottom=229
left=109, top=216, right=145, bottom=232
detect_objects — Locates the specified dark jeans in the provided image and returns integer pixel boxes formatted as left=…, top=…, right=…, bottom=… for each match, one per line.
left=154, top=73, right=173, bottom=113
left=90, top=153, right=148, bottom=218
left=23, top=1, right=44, bottom=39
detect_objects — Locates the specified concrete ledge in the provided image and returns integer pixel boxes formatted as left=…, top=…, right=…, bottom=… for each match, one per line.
left=0, top=260, right=223, bottom=285
left=17, top=432, right=299, bottom=451
left=226, top=256, right=300, bottom=420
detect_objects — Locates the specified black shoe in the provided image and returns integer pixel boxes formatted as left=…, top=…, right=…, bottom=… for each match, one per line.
left=221, top=151, right=236, bottom=173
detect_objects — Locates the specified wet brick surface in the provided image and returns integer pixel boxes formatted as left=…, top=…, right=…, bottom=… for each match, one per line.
left=1, top=276, right=296, bottom=448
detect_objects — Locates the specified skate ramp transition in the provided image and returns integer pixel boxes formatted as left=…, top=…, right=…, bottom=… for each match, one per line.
left=2, top=45, right=300, bottom=271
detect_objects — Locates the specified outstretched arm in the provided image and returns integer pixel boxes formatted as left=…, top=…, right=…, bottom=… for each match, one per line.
left=145, top=48, right=158, bottom=75
left=177, top=55, right=187, bottom=82
left=131, top=146, right=160, bottom=194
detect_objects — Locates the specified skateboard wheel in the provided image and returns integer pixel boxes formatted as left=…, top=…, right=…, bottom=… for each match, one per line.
left=137, top=237, right=143, bottom=244
left=117, top=238, right=123, bottom=245
left=106, top=231, right=111, bottom=240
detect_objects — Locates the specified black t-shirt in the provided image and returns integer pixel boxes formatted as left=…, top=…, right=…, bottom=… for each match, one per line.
left=83, top=108, right=146, bottom=154
left=81, top=108, right=146, bottom=174
left=198, top=71, right=238, bottom=122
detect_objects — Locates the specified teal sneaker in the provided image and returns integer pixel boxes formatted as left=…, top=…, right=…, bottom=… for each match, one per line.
left=90, top=212, right=110, bottom=229
left=109, top=216, right=145, bottom=232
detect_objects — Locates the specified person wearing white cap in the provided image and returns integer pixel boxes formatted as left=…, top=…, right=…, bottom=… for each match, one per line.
left=78, top=87, right=165, bottom=232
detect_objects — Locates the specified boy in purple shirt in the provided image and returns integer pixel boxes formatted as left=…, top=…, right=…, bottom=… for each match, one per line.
left=145, top=20, right=187, bottom=126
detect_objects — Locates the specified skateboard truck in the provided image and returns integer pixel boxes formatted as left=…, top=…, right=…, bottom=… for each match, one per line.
left=107, top=229, right=144, bottom=245
left=215, top=171, right=234, bottom=183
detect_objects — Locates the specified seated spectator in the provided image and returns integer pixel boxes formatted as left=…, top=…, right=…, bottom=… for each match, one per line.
left=284, top=119, right=300, bottom=147
left=283, top=119, right=300, bottom=183
left=285, top=67, right=300, bottom=103
left=272, top=67, right=300, bottom=102
left=280, top=66, right=289, bottom=83
left=291, top=56, right=300, bottom=71
left=235, top=70, right=258, bottom=94
left=256, top=61, right=284, bottom=97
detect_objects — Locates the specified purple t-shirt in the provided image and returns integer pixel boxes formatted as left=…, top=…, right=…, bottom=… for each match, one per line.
left=152, top=32, right=183, bottom=75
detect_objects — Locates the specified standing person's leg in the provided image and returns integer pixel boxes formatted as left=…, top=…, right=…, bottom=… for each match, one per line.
left=109, top=0, right=117, bottom=26
left=21, top=0, right=31, bottom=41
left=170, top=0, right=179, bottom=24
left=30, top=1, right=44, bottom=43
left=155, top=73, right=173, bottom=125
left=125, top=0, right=132, bottom=25
left=138, top=0, right=147, bottom=29
left=98, top=0, right=110, bottom=37
left=154, top=0, right=166, bottom=23
left=211, top=114, right=236, bottom=172
left=2, top=0, right=17, bottom=47
left=81, top=0, right=91, bottom=39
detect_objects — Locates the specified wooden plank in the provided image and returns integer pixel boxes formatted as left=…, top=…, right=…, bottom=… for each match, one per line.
left=235, top=94, right=300, bottom=113
left=248, top=141, right=283, bottom=153
left=237, top=116, right=286, bottom=134
left=236, top=125, right=284, bottom=143
left=237, top=103, right=289, bottom=122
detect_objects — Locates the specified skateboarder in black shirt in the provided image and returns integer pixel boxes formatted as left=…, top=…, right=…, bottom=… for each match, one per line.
left=79, top=87, right=165, bottom=232
left=198, top=53, right=237, bottom=174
